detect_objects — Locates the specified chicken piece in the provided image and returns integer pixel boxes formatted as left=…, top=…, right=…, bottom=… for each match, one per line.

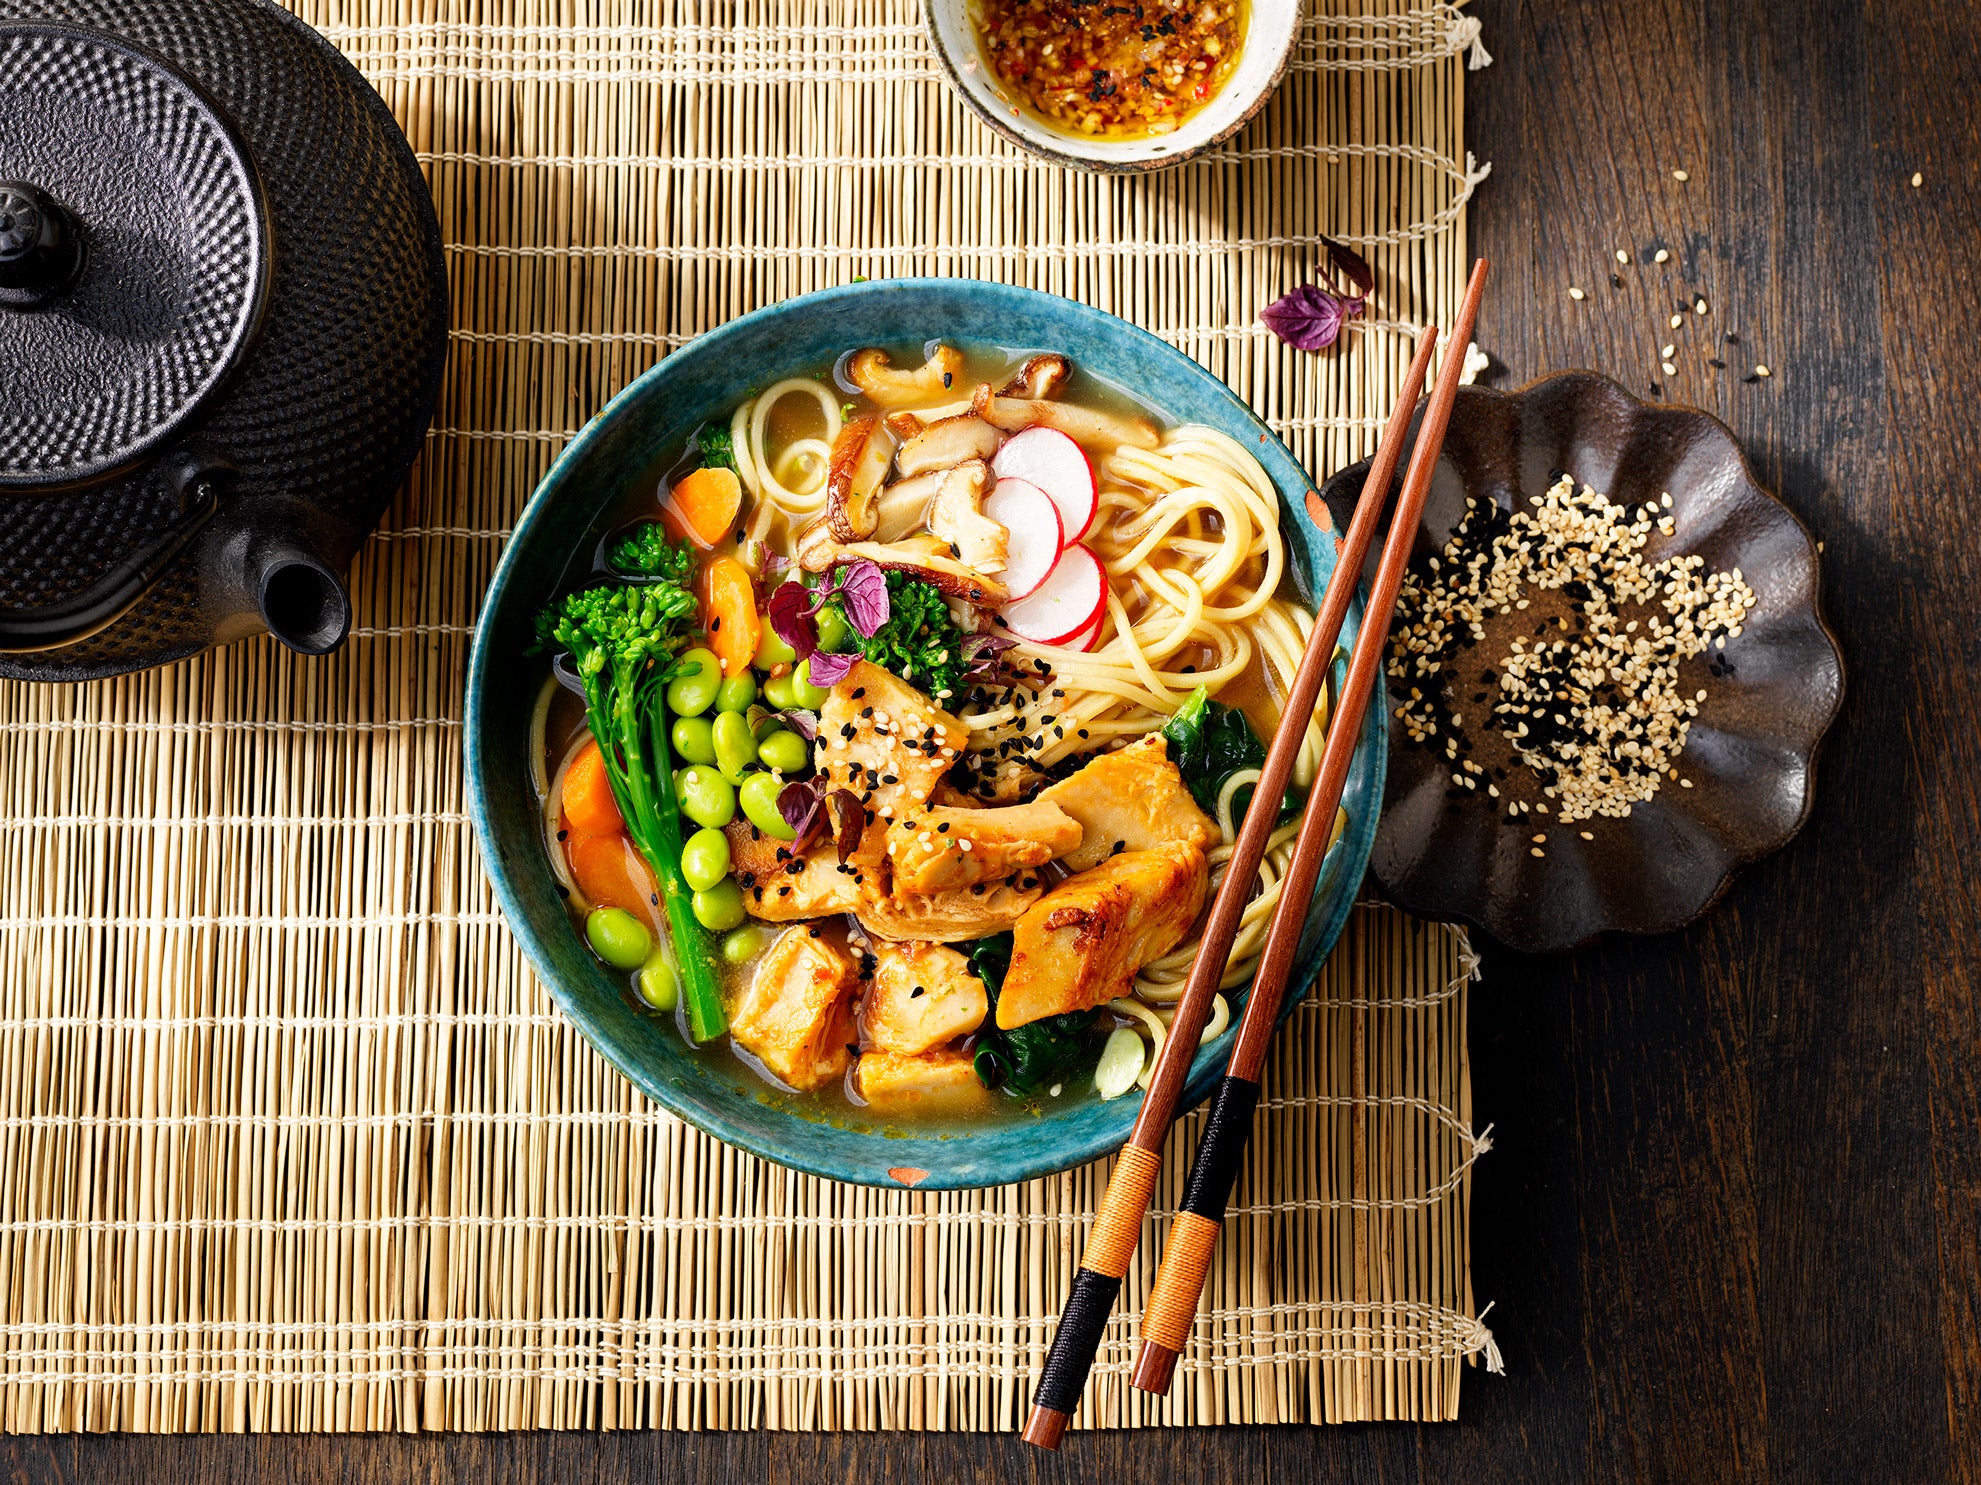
left=854, top=1048, right=992, bottom=1116
left=897, top=414, right=1002, bottom=477
left=731, top=929, right=860, bottom=1091
left=863, top=940, right=989, bottom=1055
left=924, top=460, right=1009, bottom=577
left=1036, top=734, right=1220, bottom=871
left=996, top=842, right=1209, bottom=1029
left=814, top=660, right=969, bottom=829
left=884, top=800, right=1080, bottom=895
left=727, top=820, right=867, bottom=920
left=855, top=876, right=1041, bottom=944
left=931, top=782, right=986, bottom=810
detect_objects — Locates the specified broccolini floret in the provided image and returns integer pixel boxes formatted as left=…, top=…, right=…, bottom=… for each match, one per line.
left=536, top=566, right=727, bottom=1042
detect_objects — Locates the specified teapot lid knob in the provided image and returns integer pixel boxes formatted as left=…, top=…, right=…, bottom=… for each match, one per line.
left=0, top=181, right=84, bottom=306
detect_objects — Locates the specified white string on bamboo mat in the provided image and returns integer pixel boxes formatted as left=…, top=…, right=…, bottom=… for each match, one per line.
left=0, top=0, right=1493, bottom=1434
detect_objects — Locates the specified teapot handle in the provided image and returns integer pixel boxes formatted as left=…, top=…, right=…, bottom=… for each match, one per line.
left=0, top=477, right=218, bottom=653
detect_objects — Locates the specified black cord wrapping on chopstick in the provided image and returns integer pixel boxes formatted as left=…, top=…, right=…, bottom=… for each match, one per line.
left=1178, top=1075, right=1262, bottom=1220
left=1033, top=1268, right=1124, bottom=1416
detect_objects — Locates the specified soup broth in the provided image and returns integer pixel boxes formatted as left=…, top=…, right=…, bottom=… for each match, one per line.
left=529, top=339, right=1335, bottom=1134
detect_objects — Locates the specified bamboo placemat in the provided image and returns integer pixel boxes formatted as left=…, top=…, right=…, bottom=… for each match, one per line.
left=0, top=0, right=1498, bottom=1432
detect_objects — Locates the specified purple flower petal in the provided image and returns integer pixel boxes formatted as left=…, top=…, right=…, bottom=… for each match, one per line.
left=833, top=560, right=891, bottom=638
left=804, top=648, right=857, bottom=687
left=1261, top=284, right=1365, bottom=352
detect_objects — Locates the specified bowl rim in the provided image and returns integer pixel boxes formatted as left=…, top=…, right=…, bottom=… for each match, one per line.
left=1358, top=367, right=1846, bottom=954
left=466, top=278, right=1386, bottom=1186
left=920, top=0, right=1302, bottom=174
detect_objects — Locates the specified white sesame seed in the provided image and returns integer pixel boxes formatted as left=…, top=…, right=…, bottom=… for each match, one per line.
left=1754, top=364, right=1771, bottom=377
left=1569, top=286, right=1586, bottom=301
left=1670, top=314, right=1685, bottom=330
left=1531, top=847, right=1546, bottom=858
left=1911, top=171, right=1924, bottom=188
left=1672, top=169, right=1690, bottom=182
left=1694, top=299, right=1709, bottom=315
left=1654, top=249, right=1671, bottom=264
left=1616, top=249, right=1630, bottom=265
left=1662, top=344, right=1676, bottom=359
left=1662, top=361, right=1678, bottom=377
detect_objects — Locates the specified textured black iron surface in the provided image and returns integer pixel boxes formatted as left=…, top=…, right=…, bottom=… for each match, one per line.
left=0, top=0, right=446, bottom=680
left=0, top=23, right=266, bottom=485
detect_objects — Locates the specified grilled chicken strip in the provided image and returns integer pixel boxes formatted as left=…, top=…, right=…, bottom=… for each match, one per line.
left=1036, top=734, right=1220, bottom=871
left=995, top=841, right=1209, bottom=1029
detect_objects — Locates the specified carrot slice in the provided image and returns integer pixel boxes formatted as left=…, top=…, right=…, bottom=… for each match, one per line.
left=668, top=465, right=743, bottom=549
left=701, top=555, right=761, bottom=678
left=569, top=832, right=662, bottom=928
left=561, top=739, right=625, bottom=838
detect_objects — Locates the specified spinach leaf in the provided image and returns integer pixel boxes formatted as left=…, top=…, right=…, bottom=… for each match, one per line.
left=967, top=932, right=1103, bottom=1096
left=1160, top=685, right=1304, bottom=827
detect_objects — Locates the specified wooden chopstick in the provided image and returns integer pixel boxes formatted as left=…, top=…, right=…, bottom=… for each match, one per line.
left=1018, top=315, right=1452, bottom=1452
left=1128, top=257, right=1491, bottom=1397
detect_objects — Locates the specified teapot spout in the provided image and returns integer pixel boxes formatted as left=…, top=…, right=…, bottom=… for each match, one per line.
left=247, top=536, right=351, bottom=655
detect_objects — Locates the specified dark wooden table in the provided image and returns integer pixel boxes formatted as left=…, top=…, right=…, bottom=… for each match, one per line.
left=11, top=0, right=1977, bottom=1479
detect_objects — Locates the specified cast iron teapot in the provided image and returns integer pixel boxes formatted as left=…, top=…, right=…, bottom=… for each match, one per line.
left=0, top=0, right=447, bottom=681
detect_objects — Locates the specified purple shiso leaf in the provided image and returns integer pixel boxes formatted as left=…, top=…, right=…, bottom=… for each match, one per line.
left=766, top=581, right=819, bottom=658
left=778, top=709, right=820, bottom=742
left=1319, top=234, right=1376, bottom=296
left=1261, top=284, right=1365, bottom=352
left=834, top=560, right=891, bottom=638
left=778, top=777, right=826, bottom=855
left=826, top=789, right=865, bottom=864
left=803, top=648, right=857, bottom=687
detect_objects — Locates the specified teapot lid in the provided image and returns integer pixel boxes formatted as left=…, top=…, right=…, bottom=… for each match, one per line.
left=0, top=22, right=269, bottom=488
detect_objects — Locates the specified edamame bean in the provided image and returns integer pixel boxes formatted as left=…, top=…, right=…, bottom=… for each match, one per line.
left=814, top=604, right=852, bottom=654
left=680, top=827, right=732, bottom=892
left=753, top=622, right=798, bottom=668
left=761, top=671, right=799, bottom=711
left=637, top=953, right=678, bottom=1011
left=665, top=647, right=722, bottom=717
left=676, top=765, right=736, bottom=829
left=716, top=672, right=758, bottom=712
left=671, top=714, right=716, bottom=765
left=712, top=710, right=758, bottom=784
left=791, top=657, right=833, bottom=710
left=585, top=907, right=652, bottom=971
left=757, top=729, right=810, bottom=774
left=720, top=925, right=768, bottom=965
left=691, top=879, right=746, bottom=932
left=739, top=770, right=795, bottom=839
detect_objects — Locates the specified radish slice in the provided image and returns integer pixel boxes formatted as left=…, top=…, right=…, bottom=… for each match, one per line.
left=983, top=477, right=1063, bottom=600
left=1003, top=542, right=1106, bottom=646
left=993, top=427, right=1098, bottom=541
left=1060, top=611, right=1104, bottom=652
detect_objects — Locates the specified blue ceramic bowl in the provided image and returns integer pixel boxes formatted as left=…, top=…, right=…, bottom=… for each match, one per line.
left=465, top=279, right=1385, bottom=1189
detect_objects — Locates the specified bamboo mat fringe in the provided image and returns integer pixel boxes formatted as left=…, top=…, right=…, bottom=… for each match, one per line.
left=0, top=0, right=1491, bottom=1432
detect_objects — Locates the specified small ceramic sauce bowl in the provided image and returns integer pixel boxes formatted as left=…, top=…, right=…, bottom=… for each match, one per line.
left=924, top=0, right=1303, bottom=172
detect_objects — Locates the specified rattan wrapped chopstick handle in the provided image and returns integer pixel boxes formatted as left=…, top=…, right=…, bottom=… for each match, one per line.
left=1021, top=1144, right=1164, bottom=1447
left=1130, top=1075, right=1261, bottom=1393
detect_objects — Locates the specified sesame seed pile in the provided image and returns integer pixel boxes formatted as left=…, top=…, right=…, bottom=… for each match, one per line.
left=1388, top=473, right=1758, bottom=827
